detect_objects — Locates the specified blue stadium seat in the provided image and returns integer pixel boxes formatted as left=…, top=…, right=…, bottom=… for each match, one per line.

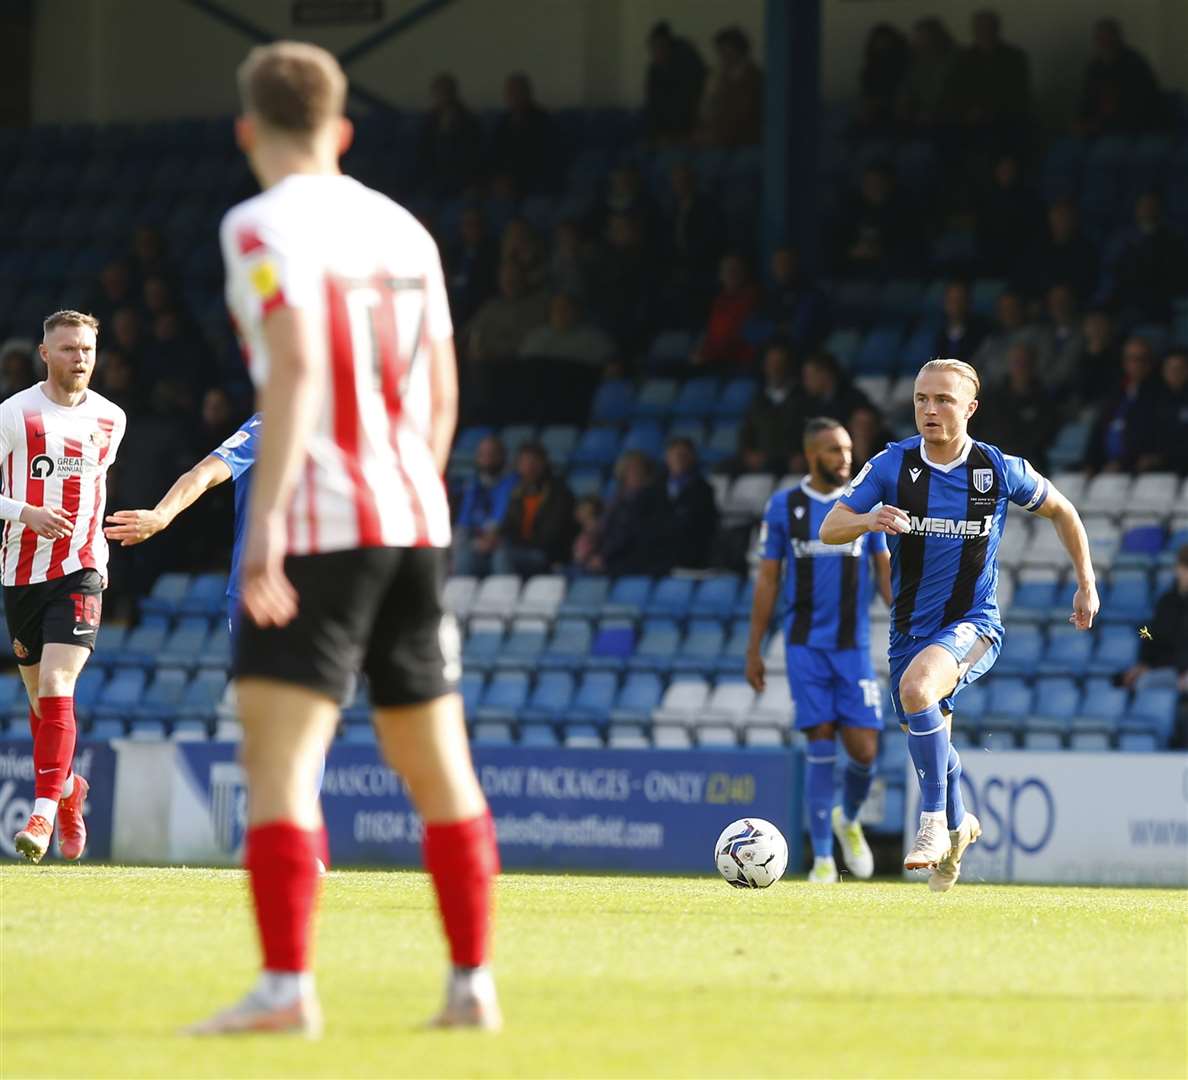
left=567, top=468, right=605, bottom=500
left=519, top=723, right=559, bottom=748
left=494, top=620, right=548, bottom=670
left=519, top=672, right=575, bottom=724
left=733, top=578, right=756, bottom=618
left=852, top=326, right=904, bottom=376
left=1069, top=730, right=1111, bottom=751
left=171, top=719, right=209, bottom=740
left=499, top=424, right=537, bottom=454
left=609, top=672, right=664, bottom=724
left=632, top=378, right=678, bottom=418
left=671, top=619, right=725, bottom=675
left=570, top=427, right=619, bottom=468
left=671, top=377, right=720, bottom=418
left=646, top=578, right=694, bottom=618
left=1119, top=525, right=1165, bottom=558
left=89, top=718, right=126, bottom=740
left=176, top=670, right=227, bottom=724
left=1011, top=580, right=1058, bottom=621
left=92, top=669, right=148, bottom=721
left=140, top=572, right=190, bottom=617
left=1117, top=731, right=1159, bottom=752
left=539, top=618, right=593, bottom=671
left=196, top=623, right=232, bottom=669
left=135, top=668, right=190, bottom=722
left=702, top=421, right=740, bottom=465
left=1088, top=625, right=1139, bottom=673
left=714, top=378, right=757, bottom=418
left=1022, top=729, right=1064, bottom=751
left=693, top=576, right=739, bottom=618
left=1100, top=574, right=1151, bottom=622
left=71, top=668, right=107, bottom=724
left=987, top=679, right=1033, bottom=719
left=622, top=421, right=665, bottom=458
left=451, top=426, right=491, bottom=463
left=954, top=681, right=986, bottom=719
left=570, top=672, right=619, bottom=726
left=474, top=672, right=530, bottom=723
left=627, top=619, right=680, bottom=673
left=647, top=330, right=695, bottom=368
left=462, top=622, right=504, bottom=674
left=540, top=424, right=579, bottom=465
left=587, top=620, right=636, bottom=671
left=1033, top=677, right=1080, bottom=719
left=115, top=623, right=169, bottom=670
left=459, top=671, right=485, bottom=718
left=715, top=620, right=751, bottom=676
left=996, top=626, right=1045, bottom=674
left=1126, top=688, right=1177, bottom=742
left=666, top=418, right=707, bottom=445
left=158, top=617, right=210, bottom=669
left=603, top=576, right=652, bottom=618
left=179, top=573, right=228, bottom=617
left=1037, top=626, right=1092, bottom=676
left=472, top=722, right=514, bottom=746
left=564, top=724, right=603, bottom=748
left=1077, top=678, right=1128, bottom=727
left=558, top=577, right=608, bottom=619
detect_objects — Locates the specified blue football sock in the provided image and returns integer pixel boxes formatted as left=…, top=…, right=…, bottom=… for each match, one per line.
left=946, top=745, right=966, bottom=830
left=841, top=759, right=875, bottom=823
left=906, top=704, right=949, bottom=814
left=805, top=739, right=837, bottom=859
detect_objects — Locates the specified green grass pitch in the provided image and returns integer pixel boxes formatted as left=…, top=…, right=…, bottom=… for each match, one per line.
left=1, top=866, right=1183, bottom=1078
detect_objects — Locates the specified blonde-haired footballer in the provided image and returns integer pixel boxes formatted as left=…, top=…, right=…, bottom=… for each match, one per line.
left=820, top=359, right=1098, bottom=891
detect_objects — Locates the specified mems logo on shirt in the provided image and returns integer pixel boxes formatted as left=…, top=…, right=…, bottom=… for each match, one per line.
left=907, top=514, right=995, bottom=538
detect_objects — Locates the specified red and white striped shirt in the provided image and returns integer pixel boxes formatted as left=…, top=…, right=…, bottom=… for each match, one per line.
left=0, top=383, right=126, bottom=587
left=220, top=174, right=454, bottom=554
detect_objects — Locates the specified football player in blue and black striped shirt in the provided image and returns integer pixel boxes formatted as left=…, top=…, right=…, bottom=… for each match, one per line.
left=821, top=359, right=1098, bottom=891
left=747, top=418, right=893, bottom=883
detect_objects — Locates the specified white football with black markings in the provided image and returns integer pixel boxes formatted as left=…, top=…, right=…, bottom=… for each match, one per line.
left=715, top=818, right=789, bottom=889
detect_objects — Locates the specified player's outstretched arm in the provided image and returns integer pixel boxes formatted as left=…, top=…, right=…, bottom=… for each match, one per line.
left=745, top=559, right=782, bottom=692
left=819, top=502, right=909, bottom=544
left=104, top=455, right=233, bottom=546
left=1033, top=484, right=1099, bottom=630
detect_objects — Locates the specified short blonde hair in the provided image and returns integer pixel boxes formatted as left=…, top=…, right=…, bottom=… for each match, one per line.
left=237, top=41, right=347, bottom=134
left=918, top=358, right=980, bottom=398
left=43, top=310, right=99, bottom=339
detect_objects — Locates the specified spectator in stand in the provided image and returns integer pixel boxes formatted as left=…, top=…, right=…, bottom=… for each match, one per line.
left=1120, top=545, right=1188, bottom=695
left=0, top=338, right=36, bottom=397
left=855, top=23, right=910, bottom=133
left=1078, top=18, right=1166, bottom=136
left=660, top=162, right=727, bottom=324
left=141, top=310, right=208, bottom=400
left=500, top=217, right=548, bottom=293
left=735, top=341, right=803, bottom=475
left=662, top=437, right=719, bottom=569
left=1034, top=284, right=1084, bottom=397
left=1086, top=335, right=1163, bottom=473
left=466, top=261, right=550, bottom=362
left=973, top=343, right=1057, bottom=471
left=452, top=435, right=517, bottom=576
left=932, top=280, right=989, bottom=362
left=110, top=306, right=147, bottom=371
left=197, top=386, right=238, bottom=450
left=949, top=10, right=1031, bottom=143
left=1153, top=349, right=1188, bottom=476
left=800, top=353, right=871, bottom=440
left=586, top=214, right=655, bottom=353
left=590, top=164, right=662, bottom=253
left=595, top=451, right=673, bottom=576
left=977, top=153, right=1043, bottom=276
left=848, top=404, right=896, bottom=472
left=445, top=206, right=499, bottom=326
left=92, top=348, right=141, bottom=416
left=494, top=442, right=576, bottom=575
left=490, top=73, right=559, bottom=195
left=1098, top=191, right=1187, bottom=323
left=692, top=253, right=761, bottom=367
left=1071, top=308, right=1122, bottom=404
left=1017, top=199, right=1099, bottom=301
left=897, top=17, right=959, bottom=134
left=644, top=21, right=708, bottom=145
left=518, top=293, right=616, bottom=368
left=415, top=73, right=484, bottom=197
left=89, top=260, right=135, bottom=328
left=141, top=274, right=182, bottom=323
left=548, top=219, right=590, bottom=301
left=571, top=495, right=604, bottom=574
left=831, top=161, right=921, bottom=277
left=129, top=226, right=176, bottom=288
left=972, top=289, right=1042, bottom=385
left=701, top=25, right=763, bottom=147
left=762, top=247, right=829, bottom=351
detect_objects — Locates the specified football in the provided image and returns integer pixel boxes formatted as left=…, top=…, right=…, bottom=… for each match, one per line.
left=714, top=818, right=789, bottom=888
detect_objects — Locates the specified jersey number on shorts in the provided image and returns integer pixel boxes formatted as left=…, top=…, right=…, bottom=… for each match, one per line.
left=330, top=274, right=427, bottom=401
left=859, top=678, right=881, bottom=714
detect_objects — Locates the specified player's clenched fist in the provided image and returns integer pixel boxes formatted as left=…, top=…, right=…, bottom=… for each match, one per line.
left=20, top=504, right=73, bottom=539
left=867, top=505, right=911, bottom=535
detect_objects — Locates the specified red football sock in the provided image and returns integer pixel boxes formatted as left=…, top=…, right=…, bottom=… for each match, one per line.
left=423, top=811, right=499, bottom=968
left=33, top=696, right=75, bottom=802
left=245, top=822, right=321, bottom=972
left=27, top=705, right=39, bottom=742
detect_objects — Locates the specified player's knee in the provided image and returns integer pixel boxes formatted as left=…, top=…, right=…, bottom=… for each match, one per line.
left=38, top=669, right=78, bottom=699
left=805, top=722, right=835, bottom=741
left=897, top=674, right=936, bottom=714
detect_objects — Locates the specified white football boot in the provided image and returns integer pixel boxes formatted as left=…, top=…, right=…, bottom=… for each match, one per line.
left=831, top=806, right=874, bottom=879
left=929, top=813, right=982, bottom=893
left=903, top=812, right=951, bottom=871
left=428, top=967, right=502, bottom=1031
left=807, top=856, right=839, bottom=883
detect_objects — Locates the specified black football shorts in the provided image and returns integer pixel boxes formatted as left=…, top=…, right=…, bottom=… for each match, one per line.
left=233, top=546, right=459, bottom=708
left=4, top=568, right=104, bottom=666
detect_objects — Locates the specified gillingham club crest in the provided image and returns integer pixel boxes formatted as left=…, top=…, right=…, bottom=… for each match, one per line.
left=972, top=468, right=994, bottom=494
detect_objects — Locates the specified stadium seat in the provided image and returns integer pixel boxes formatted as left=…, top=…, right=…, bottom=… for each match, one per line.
left=603, top=576, right=653, bottom=618
left=494, top=618, right=548, bottom=670
left=652, top=724, right=692, bottom=749
left=176, top=670, right=228, bottom=724
left=89, top=718, right=126, bottom=740
left=1100, top=573, right=1152, bottom=622
left=459, top=671, right=485, bottom=718
left=647, top=330, right=695, bottom=368
left=715, top=620, right=751, bottom=676
left=622, top=420, right=665, bottom=458
left=564, top=724, right=604, bottom=749
left=714, top=378, right=757, bottom=417
left=559, top=577, right=609, bottom=618
left=1082, top=474, right=1131, bottom=516
left=519, top=723, right=560, bottom=748
left=632, top=378, right=678, bottom=418
left=1022, top=729, right=1064, bottom=751
left=1117, top=731, right=1159, bottom=752
left=472, top=722, right=514, bottom=746
left=671, top=619, right=726, bottom=675
left=90, top=625, right=128, bottom=671
left=114, top=623, right=169, bottom=670
left=470, top=575, right=521, bottom=617
left=610, top=672, right=664, bottom=724
left=702, top=421, right=740, bottom=465
left=71, top=668, right=107, bottom=724
left=1077, top=679, right=1128, bottom=726
left=515, top=575, right=566, bottom=618
left=652, top=678, right=710, bottom=724
left=158, top=617, right=210, bottom=669
left=519, top=671, right=575, bottom=724
left=1037, top=626, right=1093, bottom=676
left=474, top=672, right=530, bottom=723
left=570, top=427, right=620, bottom=468
left=692, top=576, right=740, bottom=618
left=92, top=669, right=148, bottom=722
left=462, top=618, right=505, bottom=673
left=742, top=725, right=785, bottom=748
left=646, top=577, right=695, bottom=619
left=996, top=626, right=1045, bottom=674
left=179, top=573, right=228, bottom=617
left=954, top=682, right=987, bottom=720
left=589, top=379, right=635, bottom=423
left=500, top=424, right=537, bottom=454
left=748, top=676, right=792, bottom=726
left=696, top=724, right=737, bottom=747
left=171, top=719, right=209, bottom=741
left=540, top=424, right=579, bottom=466
left=587, top=620, right=637, bottom=670
left=1069, top=730, right=1111, bottom=751
left=721, top=474, right=775, bottom=521
left=671, top=377, right=720, bottom=419
left=627, top=619, right=680, bottom=673
left=134, top=668, right=189, bottom=723
left=608, top=724, right=650, bottom=749
left=196, top=623, right=232, bottom=670
left=443, top=577, right=479, bottom=620
left=987, top=679, right=1033, bottom=719
left=140, top=572, right=191, bottom=617
left=1127, top=688, right=1178, bottom=742
left=1033, top=677, right=1081, bottom=719
left=569, top=672, right=619, bottom=725
left=1088, top=625, right=1139, bottom=673
left=702, top=681, right=755, bottom=726
left=539, top=618, right=594, bottom=671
